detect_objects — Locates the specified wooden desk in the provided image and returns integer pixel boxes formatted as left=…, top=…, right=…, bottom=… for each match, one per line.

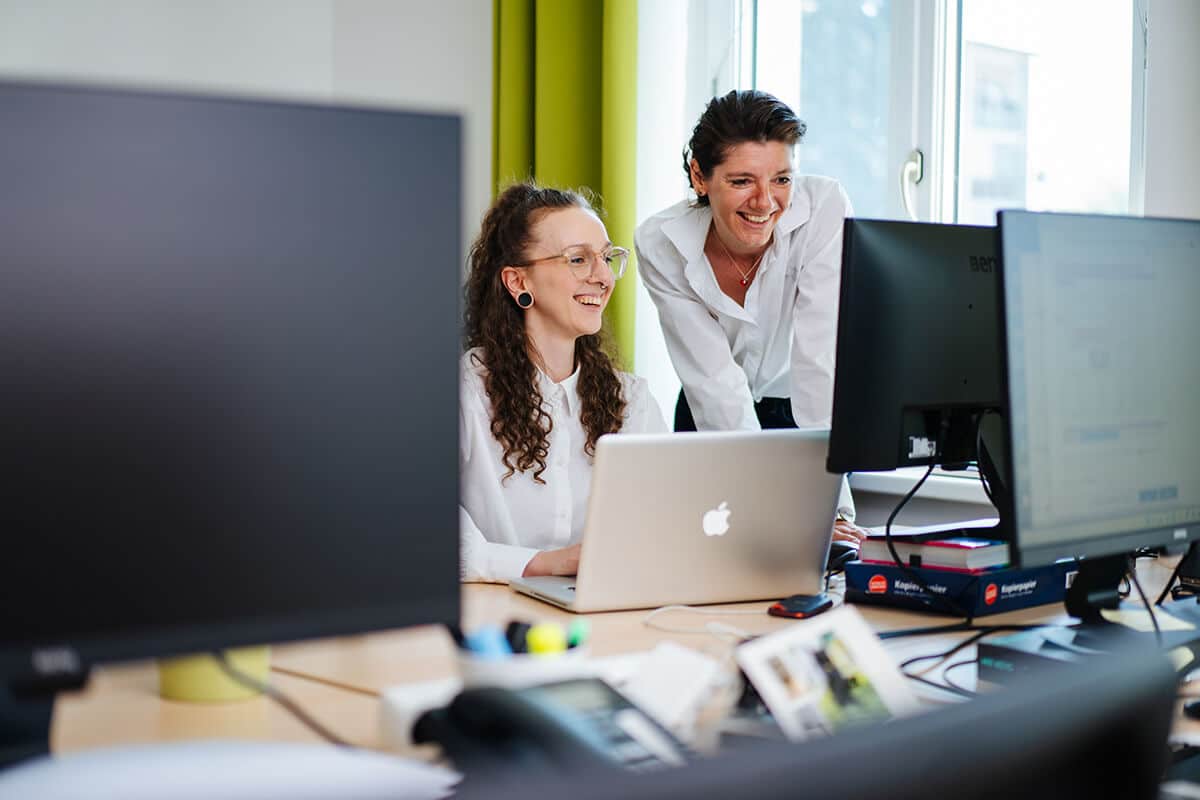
left=53, top=555, right=1195, bottom=753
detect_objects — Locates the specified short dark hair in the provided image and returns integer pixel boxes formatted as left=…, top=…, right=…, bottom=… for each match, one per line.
left=682, top=90, right=807, bottom=206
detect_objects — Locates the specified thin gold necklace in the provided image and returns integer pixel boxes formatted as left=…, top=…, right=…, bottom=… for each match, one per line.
left=713, top=231, right=765, bottom=287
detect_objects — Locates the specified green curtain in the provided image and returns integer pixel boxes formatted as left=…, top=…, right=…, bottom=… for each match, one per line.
left=493, top=0, right=639, bottom=369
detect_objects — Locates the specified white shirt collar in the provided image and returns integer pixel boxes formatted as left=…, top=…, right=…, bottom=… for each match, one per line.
left=536, top=363, right=581, bottom=415
left=658, top=191, right=816, bottom=322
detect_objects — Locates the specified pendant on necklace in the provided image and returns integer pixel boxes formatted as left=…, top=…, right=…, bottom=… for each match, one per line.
left=740, top=278, right=748, bottom=286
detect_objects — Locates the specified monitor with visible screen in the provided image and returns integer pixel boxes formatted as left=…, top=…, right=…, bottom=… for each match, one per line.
left=0, top=81, right=461, bottom=763
left=827, top=219, right=1007, bottom=534
left=997, top=210, right=1200, bottom=612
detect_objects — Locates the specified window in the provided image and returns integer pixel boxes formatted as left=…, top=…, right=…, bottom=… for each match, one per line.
left=956, top=0, right=1135, bottom=223
left=755, top=0, right=894, bottom=218
left=749, top=0, right=1141, bottom=223
left=634, top=1, right=1143, bottom=443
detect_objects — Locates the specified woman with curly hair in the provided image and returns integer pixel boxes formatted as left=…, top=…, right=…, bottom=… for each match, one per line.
left=460, top=183, right=666, bottom=582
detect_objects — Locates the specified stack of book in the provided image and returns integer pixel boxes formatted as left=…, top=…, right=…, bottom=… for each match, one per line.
left=857, top=518, right=1009, bottom=574
left=844, top=518, right=1076, bottom=616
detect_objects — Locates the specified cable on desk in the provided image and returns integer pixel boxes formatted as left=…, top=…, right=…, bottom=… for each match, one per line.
left=1158, top=545, right=1192, bottom=606
left=881, top=458, right=973, bottom=622
left=1129, top=556, right=1163, bottom=647
left=941, top=659, right=977, bottom=696
left=904, top=670, right=975, bottom=699
left=879, top=621, right=975, bottom=640
left=270, top=665, right=381, bottom=698
left=641, top=605, right=760, bottom=642
left=897, top=624, right=1055, bottom=677
left=212, top=651, right=351, bottom=747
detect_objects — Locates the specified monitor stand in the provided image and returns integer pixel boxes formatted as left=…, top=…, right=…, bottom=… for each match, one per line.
left=1, top=665, right=89, bottom=767
left=0, top=692, right=53, bottom=767
left=1063, top=553, right=1128, bottom=625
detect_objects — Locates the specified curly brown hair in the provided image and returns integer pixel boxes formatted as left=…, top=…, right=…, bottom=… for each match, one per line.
left=464, top=182, right=628, bottom=484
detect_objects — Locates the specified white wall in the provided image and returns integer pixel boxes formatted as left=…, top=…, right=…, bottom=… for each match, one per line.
left=1143, top=0, right=1200, bottom=220
left=0, top=0, right=493, bottom=257
left=634, top=0, right=747, bottom=421
left=634, top=0, right=689, bottom=421
left=331, top=0, right=493, bottom=255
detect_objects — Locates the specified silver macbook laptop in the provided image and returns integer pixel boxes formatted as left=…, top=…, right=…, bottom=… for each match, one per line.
left=509, top=428, right=844, bottom=612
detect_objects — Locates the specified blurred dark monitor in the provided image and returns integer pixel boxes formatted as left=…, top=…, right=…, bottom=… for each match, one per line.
left=998, top=210, right=1200, bottom=617
left=828, top=218, right=1002, bottom=476
left=0, top=81, right=461, bottom=761
left=460, top=649, right=1175, bottom=800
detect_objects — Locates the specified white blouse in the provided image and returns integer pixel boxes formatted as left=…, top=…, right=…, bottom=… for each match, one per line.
left=634, top=174, right=852, bottom=431
left=459, top=349, right=668, bottom=582
left=635, top=175, right=857, bottom=520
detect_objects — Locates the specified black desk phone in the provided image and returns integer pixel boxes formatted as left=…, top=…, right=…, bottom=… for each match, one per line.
left=413, top=677, right=689, bottom=776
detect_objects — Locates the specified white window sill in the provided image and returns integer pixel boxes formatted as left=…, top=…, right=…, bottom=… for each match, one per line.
left=849, top=468, right=992, bottom=506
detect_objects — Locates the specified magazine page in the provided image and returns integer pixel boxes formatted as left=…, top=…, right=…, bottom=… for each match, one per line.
left=734, top=605, right=920, bottom=741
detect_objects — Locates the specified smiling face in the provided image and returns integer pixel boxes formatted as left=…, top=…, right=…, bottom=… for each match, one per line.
left=691, top=140, right=795, bottom=258
left=504, top=206, right=615, bottom=349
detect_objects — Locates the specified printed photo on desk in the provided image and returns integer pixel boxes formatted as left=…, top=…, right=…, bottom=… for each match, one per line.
left=734, top=607, right=919, bottom=741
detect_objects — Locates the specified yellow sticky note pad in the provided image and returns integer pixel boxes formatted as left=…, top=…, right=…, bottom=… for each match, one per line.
left=1099, top=608, right=1195, bottom=632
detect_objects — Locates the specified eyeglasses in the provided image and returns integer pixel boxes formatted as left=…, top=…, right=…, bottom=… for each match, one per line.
left=514, top=244, right=630, bottom=280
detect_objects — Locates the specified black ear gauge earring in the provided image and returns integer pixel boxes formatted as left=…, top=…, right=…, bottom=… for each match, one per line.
left=516, top=291, right=533, bottom=308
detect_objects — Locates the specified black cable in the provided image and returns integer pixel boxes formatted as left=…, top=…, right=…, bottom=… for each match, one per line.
left=883, top=461, right=973, bottom=620
left=941, top=659, right=977, bottom=696
left=903, top=670, right=975, bottom=699
left=973, top=409, right=995, bottom=506
left=880, top=619, right=1049, bottom=641
left=879, top=621, right=975, bottom=640
left=1158, top=544, right=1191, bottom=606
left=899, top=631, right=991, bottom=672
left=211, top=651, right=351, bottom=747
left=897, top=624, right=1054, bottom=675
left=1128, top=557, right=1162, bottom=647
left=897, top=624, right=1051, bottom=698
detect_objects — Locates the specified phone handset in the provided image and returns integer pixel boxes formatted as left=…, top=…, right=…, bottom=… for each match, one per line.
left=413, top=678, right=689, bottom=775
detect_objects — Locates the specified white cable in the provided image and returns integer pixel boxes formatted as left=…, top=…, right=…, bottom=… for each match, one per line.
left=641, top=604, right=761, bottom=641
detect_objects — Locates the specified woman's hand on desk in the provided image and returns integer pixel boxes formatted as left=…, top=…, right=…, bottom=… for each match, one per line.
left=832, top=519, right=868, bottom=545
left=522, top=543, right=581, bottom=577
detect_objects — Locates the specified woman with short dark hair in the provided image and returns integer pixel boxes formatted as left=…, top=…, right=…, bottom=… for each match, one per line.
left=635, top=90, right=862, bottom=542
left=461, top=182, right=666, bottom=582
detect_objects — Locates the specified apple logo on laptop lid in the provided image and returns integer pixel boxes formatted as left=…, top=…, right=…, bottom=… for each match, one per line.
left=702, top=501, right=731, bottom=537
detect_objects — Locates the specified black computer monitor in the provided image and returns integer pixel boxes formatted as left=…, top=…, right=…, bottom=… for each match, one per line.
left=0, top=82, right=461, bottom=762
left=828, top=219, right=1007, bottom=528
left=460, top=649, right=1175, bottom=800
left=997, top=210, right=1200, bottom=617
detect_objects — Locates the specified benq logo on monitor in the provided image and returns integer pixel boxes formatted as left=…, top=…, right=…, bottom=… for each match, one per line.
left=969, top=255, right=997, bottom=273
left=32, top=646, right=82, bottom=676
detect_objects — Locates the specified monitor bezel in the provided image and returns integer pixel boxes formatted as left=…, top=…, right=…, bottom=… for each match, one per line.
left=996, top=209, right=1200, bottom=568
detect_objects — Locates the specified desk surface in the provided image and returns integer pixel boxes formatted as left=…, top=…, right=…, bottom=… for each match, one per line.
left=52, top=556, right=1200, bottom=753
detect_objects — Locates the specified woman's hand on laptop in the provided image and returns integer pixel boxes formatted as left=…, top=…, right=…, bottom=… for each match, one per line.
left=522, top=543, right=581, bottom=577
left=832, top=519, right=868, bottom=545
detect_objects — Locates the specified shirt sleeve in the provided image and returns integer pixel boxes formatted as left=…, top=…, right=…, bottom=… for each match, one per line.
left=636, top=234, right=759, bottom=432
left=621, top=374, right=669, bottom=434
left=789, top=182, right=853, bottom=428
left=458, top=371, right=538, bottom=583
left=836, top=476, right=856, bottom=522
left=459, top=506, right=538, bottom=584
